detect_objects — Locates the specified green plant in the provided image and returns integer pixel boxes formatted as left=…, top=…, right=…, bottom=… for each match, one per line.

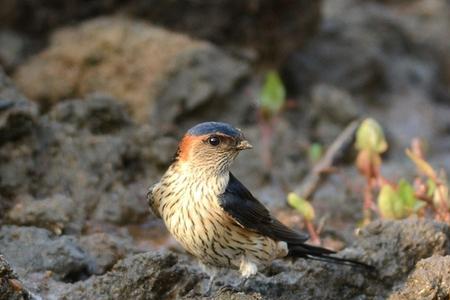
left=355, top=118, right=388, bottom=224
left=260, top=71, right=286, bottom=120
left=377, top=179, right=425, bottom=219
left=308, top=143, right=324, bottom=165
left=258, top=70, right=286, bottom=171
left=354, top=118, right=450, bottom=224
left=287, top=192, right=319, bottom=244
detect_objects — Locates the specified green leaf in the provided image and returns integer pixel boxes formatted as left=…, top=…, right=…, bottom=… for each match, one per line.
left=378, top=185, right=400, bottom=219
left=378, top=180, right=420, bottom=220
left=287, top=192, right=315, bottom=221
left=355, top=118, right=388, bottom=154
left=397, top=179, right=415, bottom=212
left=260, top=71, right=286, bottom=117
left=308, top=143, right=323, bottom=164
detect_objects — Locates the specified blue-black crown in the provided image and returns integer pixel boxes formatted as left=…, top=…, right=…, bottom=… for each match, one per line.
left=187, top=122, right=242, bottom=138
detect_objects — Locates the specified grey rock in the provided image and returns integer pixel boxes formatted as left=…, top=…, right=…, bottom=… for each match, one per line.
left=0, top=226, right=92, bottom=281
left=152, top=46, right=250, bottom=128
left=1, top=95, right=163, bottom=228
left=0, top=67, right=37, bottom=146
left=389, top=255, right=450, bottom=300
left=93, top=182, right=149, bottom=225
left=310, top=84, right=359, bottom=125
left=49, top=94, right=131, bottom=135
left=0, top=255, right=33, bottom=300
left=6, top=194, right=82, bottom=234
left=282, top=2, right=438, bottom=97
left=20, top=219, right=449, bottom=299
left=79, top=232, right=136, bottom=275
left=354, top=219, right=450, bottom=282
left=309, top=84, right=360, bottom=144
left=0, top=30, right=30, bottom=72
left=60, top=252, right=202, bottom=300
left=0, top=68, right=38, bottom=217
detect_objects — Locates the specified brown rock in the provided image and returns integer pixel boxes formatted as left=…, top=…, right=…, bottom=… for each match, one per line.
left=389, top=255, right=450, bottom=300
left=13, top=17, right=204, bottom=122
left=13, top=17, right=250, bottom=124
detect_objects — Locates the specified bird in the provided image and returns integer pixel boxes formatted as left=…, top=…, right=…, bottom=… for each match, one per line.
left=148, top=121, right=372, bottom=291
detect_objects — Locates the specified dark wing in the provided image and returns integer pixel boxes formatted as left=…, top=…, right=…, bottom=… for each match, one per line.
left=218, top=173, right=309, bottom=245
left=219, top=173, right=375, bottom=270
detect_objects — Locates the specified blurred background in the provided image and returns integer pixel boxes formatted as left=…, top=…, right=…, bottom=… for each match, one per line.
left=1, top=0, right=450, bottom=299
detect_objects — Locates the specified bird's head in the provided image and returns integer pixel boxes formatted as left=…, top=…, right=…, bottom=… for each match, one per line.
left=174, top=122, right=252, bottom=174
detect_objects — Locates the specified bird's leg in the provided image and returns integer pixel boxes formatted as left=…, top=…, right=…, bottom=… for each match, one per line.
left=200, top=263, right=219, bottom=296
left=205, top=271, right=217, bottom=295
left=236, top=256, right=258, bottom=291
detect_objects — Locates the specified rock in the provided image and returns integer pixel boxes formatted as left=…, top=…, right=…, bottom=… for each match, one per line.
left=282, top=1, right=450, bottom=156
left=17, top=219, right=448, bottom=299
left=0, top=68, right=38, bottom=216
left=151, top=46, right=250, bottom=128
left=48, top=94, right=131, bottom=135
left=0, top=255, right=33, bottom=300
left=310, top=84, right=359, bottom=125
left=389, top=255, right=450, bottom=300
left=377, top=91, right=441, bottom=152
left=13, top=17, right=203, bottom=121
left=60, top=252, right=202, bottom=300
left=126, top=0, right=321, bottom=63
left=0, top=226, right=92, bottom=281
left=14, top=17, right=250, bottom=124
left=211, top=290, right=263, bottom=300
left=354, top=219, right=450, bottom=282
left=92, top=181, right=150, bottom=225
left=309, top=84, right=360, bottom=144
left=282, top=2, right=438, bottom=97
left=0, top=67, right=37, bottom=146
left=6, top=194, right=82, bottom=234
left=79, top=232, right=136, bottom=275
left=0, top=30, right=30, bottom=72
left=1, top=94, right=165, bottom=229
left=0, top=0, right=120, bottom=34
left=0, top=1, right=320, bottom=63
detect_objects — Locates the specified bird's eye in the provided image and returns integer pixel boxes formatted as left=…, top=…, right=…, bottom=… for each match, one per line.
left=208, top=136, right=221, bottom=146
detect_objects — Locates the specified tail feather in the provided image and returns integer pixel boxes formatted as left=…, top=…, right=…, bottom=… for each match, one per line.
left=288, top=244, right=375, bottom=271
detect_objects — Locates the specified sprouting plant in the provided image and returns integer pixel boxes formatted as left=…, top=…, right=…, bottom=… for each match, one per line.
left=258, top=70, right=286, bottom=171
left=377, top=179, right=426, bottom=220
left=287, top=192, right=320, bottom=245
left=405, top=139, right=450, bottom=222
left=355, top=118, right=388, bottom=224
left=354, top=119, right=449, bottom=224
left=260, top=71, right=286, bottom=120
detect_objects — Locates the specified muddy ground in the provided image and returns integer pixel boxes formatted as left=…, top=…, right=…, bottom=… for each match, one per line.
left=1, top=0, right=450, bottom=299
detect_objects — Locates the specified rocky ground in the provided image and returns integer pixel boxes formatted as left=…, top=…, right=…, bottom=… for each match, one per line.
left=1, top=0, right=450, bottom=299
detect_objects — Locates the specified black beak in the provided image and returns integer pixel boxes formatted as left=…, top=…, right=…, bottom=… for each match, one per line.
left=236, top=139, right=253, bottom=150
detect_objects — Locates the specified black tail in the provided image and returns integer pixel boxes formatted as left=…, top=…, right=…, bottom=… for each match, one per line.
left=288, top=243, right=375, bottom=271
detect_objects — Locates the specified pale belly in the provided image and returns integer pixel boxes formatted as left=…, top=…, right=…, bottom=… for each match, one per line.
left=162, top=201, right=283, bottom=269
